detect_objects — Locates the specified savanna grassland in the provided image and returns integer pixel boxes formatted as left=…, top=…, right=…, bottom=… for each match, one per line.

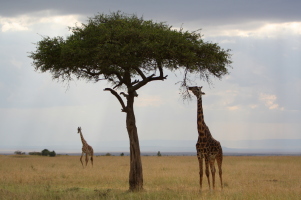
left=0, top=155, right=300, bottom=200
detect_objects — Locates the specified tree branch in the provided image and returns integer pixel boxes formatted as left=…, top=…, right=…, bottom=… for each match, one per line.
left=157, top=61, right=164, bottom=77
left=131, top=72, right=167, bottom=91
left=151, top=61, right=168, bottom=81
left=114, top=72, right=123, bottom=82
left=120, top=91, right=138, bottom=98
left=80, top=69, right=124, bottom=86
left=150, top=75, right=168, bottom=81
left=120, top=92, right=128, bottom=98
left=134, top=67, right=146, bottom=80
left=104, top=88, right=127, bottom=112
left=113, top=81, right=124, bottom=89
left=111, top=72, right=125, bottom=89
left=131, top=79, right=139, bottom=85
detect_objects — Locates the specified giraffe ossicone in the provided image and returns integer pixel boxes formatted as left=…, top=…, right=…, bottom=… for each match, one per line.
left=188, top=86, right=223, bottom=190
left=77, top=127, right=94, bottom=168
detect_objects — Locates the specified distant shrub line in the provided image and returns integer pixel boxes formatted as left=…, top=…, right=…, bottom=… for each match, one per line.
left=15, top=149, right=56, bottom=157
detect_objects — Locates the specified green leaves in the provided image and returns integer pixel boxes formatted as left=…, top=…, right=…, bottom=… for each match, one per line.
left=29, top=11, right=232, bottom=90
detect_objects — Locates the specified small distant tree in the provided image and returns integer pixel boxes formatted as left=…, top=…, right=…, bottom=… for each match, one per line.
left=14, top=150, right=22, bottom=155
left=105, top=153, right=112, bottom=156
left=157, top=151, right=162, bottom=157
left=49, top=151, right=56, bottom=157
left=41, top=149, right=50, bottom=156
left=120, top=152, right=125, bottom=156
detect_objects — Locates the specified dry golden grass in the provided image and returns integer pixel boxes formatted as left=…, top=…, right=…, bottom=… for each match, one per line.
left=0, top=155, right=300, bottom=199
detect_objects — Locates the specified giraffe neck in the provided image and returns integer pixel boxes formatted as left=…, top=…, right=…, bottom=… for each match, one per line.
left=79, top=131, right=88, bottom=146
left=197, top=97, right=204, bottom=122
left=197, top=96, right=207, bottom=138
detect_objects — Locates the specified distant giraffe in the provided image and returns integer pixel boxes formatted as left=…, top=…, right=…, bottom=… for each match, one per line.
left=188, top=86, right=223, bottom=190
left=77, top=127, right=94, bottom=168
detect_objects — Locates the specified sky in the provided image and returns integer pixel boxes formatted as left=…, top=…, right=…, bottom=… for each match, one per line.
left=0, top=0, right=300, bottom=153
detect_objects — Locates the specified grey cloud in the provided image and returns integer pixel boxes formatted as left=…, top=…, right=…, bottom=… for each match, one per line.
left=1, top=0, right=301, bottom=27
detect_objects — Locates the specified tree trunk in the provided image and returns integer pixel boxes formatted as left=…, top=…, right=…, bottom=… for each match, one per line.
left=126, top=93, right=144, bottom=191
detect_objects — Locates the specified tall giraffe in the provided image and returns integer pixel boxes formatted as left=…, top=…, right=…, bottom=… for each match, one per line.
left=77, top=127, right=94, bottom=168
left=188, top=86, right=223, bottom=190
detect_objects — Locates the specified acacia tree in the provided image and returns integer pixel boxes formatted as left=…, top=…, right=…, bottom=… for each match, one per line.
left=29, top=12, right=231, bottom=191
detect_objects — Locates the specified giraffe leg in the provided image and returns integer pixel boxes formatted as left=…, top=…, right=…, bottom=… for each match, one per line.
left=196, top=145, right=203, bottom=190
left=85, top=153, right=89, bottom=166
left=204, top=156, right=211, bottom=190
left=80, top=152, right=84, bottom=168
left=197, top=152, right=203, bottom=190
left=90, top=155, right=93, bottom=167
left=209, top=158, right=216, bottom=189
left=216, top=153, right=223, bottom=189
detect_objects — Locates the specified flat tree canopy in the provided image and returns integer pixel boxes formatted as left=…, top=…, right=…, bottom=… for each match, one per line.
left=29, top=11, right=232, bottom=191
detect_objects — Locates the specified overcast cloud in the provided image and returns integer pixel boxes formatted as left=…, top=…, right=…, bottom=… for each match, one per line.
left=0, top=0, right=300, bottom=153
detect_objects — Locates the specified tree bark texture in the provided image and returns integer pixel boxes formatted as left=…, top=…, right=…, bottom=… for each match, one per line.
left=126, top=93, right=143, bottom=191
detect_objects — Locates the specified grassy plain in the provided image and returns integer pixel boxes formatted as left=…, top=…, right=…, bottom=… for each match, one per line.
left=0, top=155, right=300, bottom=199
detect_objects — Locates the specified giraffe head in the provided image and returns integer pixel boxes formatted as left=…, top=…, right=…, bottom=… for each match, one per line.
left=77, top=127, right=81, bottom=134
left=188, top=86, right=205, bottom=99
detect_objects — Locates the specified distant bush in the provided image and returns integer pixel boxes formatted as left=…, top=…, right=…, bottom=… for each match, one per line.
left=14, top=150, right=25, bottom=155
left=29, top=152, right=42, bottom=156
left=49, top=151, right=56, bottom=157
left=120, top=152, right=124, bottom=156
left=41, top=149, right=50, bottom=156
left=157, top=151, right=162, bottom=156
left=105, top=153, right=112, bottom=156
left=28, top=149, right=56, bottom=157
